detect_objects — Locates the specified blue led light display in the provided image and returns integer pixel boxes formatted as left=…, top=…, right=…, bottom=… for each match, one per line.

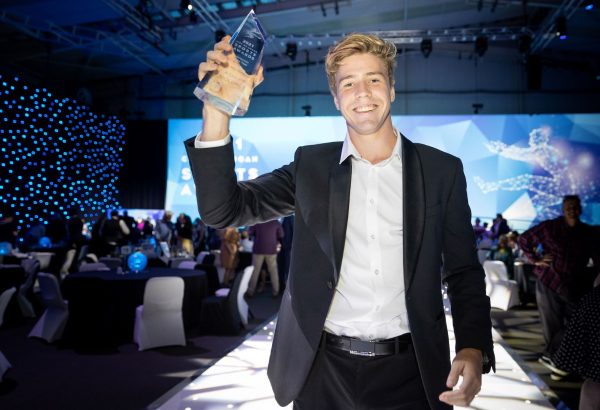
left=0, top=73, right=126, bottom=230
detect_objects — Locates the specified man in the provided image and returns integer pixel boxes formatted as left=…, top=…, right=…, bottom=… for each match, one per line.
left=246, top=220, right=284, bottom=297
left=186, top=33, right=494, bottom=409
left=519, top=195, right=600, bottom=375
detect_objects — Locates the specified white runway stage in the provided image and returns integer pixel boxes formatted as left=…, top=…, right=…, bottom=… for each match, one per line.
left=153, top=316, right=555, bottom=410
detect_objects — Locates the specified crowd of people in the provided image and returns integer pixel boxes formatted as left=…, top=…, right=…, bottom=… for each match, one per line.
left=474, top=196, right=600, bottom=409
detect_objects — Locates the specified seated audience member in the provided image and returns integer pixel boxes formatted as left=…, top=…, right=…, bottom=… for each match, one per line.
left=240, top=229, right=254, bottom=253
left=507, top=231, right=525, bottom=261
left=489, top=234, right=515, bottom=278
left=552, top=276, right=600, bottom=408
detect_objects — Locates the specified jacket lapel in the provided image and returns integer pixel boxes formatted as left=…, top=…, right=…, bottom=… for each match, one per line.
left=329, top=158, right=352, bottom=284
left=402, top=135, right=425, bottom=292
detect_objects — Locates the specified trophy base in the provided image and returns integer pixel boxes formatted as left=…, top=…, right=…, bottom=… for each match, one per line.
left=194, top=85, right=248, bottom=117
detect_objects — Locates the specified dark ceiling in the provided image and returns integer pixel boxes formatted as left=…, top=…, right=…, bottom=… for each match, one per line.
left=1, top=0, right=599, bottom=87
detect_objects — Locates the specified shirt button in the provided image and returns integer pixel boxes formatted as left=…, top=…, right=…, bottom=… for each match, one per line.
left=370, top=198, right=374, bottom=205
left=370, top=234, right=375, bottom=240
left=374, top=269, right=379, bottom=275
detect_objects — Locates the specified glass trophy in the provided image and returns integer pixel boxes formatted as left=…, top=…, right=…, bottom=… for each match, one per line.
left=194, top=10, right=267, bottom=116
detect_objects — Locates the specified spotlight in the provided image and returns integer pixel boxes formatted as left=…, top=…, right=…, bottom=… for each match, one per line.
left=555, top=15, right=567, bottom=40
left=583, top=0, right=595, bottom=11
left=420, top=38, right=432, bottom=58
left=475, top=35, right=488, bottom=57
left=285, top=42, right=297, bottom=61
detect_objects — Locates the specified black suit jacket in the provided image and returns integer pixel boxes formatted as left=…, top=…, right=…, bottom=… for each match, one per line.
left=185, top=135, right=495, bottom=409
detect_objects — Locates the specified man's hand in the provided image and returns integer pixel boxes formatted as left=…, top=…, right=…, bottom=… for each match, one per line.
left=438, top=348, right=483, bottom=407
left=535, top=254, right=553, bottom=268
left=197, top=35, right=264, bottom=141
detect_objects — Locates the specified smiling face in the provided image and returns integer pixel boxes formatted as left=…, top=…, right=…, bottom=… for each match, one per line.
left=332, top=53, right=395, bottom=139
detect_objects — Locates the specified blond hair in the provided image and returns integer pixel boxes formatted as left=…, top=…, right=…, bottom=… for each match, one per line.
left=325, top=33, right=397, bottom=92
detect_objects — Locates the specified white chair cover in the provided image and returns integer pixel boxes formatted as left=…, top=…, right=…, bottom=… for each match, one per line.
left=18, top=258, right=40, bottom=318
left=78, top=262, right=110, bottom=272
left=237, top=266, right=254, bottom=327
left=0, top=287, right=17, bottom=327
left=175, top=260, right=197, bottom=270
left=29, top=252, right=54, bottom=271
left=169, top=257, right=193, bottom=269
left=483, top=260, right=520, bottom=311
left=133, top=276, right=185, bottom=350
left=28, top=273, right=69, bottom=343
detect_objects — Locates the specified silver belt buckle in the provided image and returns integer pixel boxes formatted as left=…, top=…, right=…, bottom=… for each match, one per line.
left=349, top=349, right=376, bottom=357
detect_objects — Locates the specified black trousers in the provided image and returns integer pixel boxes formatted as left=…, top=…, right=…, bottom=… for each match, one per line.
left=293, top=335, right=430, bottom=410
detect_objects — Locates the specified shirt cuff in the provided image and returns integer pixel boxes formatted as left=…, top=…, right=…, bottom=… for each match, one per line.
left=194, top=132, right=231, bottom=148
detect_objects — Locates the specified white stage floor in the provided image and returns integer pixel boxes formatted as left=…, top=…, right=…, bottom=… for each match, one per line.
left=153, top=315, right=555, bottom=410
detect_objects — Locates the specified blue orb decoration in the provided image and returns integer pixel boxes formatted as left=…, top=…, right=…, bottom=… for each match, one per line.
left=0, top=242, right=12, bottom=255
left=38, top=236, right=52, bottom=248
left=128, top=251, right=148, bottom=272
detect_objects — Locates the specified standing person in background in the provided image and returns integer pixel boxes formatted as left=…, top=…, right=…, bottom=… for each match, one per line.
left=246, top=220, right=283, bottom=298
left=220, top=227, right=240, bottom=286
left=491, top=213, right=510, bottom=240
left=101, top=210, right=129, bottom=256
left=186, top=33, right=494, bottom=409
left=155, top=211, right=173, bottom=247
left=519, top=195, right=600, bottom=375
left=176, top=213, right=194, bottom=255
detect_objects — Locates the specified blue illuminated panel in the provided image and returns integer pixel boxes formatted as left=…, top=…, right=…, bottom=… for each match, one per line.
left=0, top=73, right=125, bottom=230
left=167, top=115, right=600, bottom=230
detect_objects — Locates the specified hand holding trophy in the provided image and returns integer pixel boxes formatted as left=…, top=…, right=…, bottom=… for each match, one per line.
left=194, top=10, right=266, bottom=116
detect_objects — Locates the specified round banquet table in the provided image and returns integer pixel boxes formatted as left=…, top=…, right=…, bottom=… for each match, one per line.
left=61, top=267, right=207, bottom=348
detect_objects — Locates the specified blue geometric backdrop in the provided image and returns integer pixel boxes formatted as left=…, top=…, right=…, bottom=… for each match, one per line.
left=168, top=114, right=600, bottom=231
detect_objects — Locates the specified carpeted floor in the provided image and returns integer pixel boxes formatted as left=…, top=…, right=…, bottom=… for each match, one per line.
left=1, top=294, right=582, bottom=410
left=491, top=303, right=582, bottom=410
left=0, top=290, right=282, bottom=410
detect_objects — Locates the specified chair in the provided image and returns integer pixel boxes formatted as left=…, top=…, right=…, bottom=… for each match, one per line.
left=98, top=257, right=123, bottom=270
left=0, top=350, right=11, bottom=382
left=29, top=252, right=54, bottom=271
left=198, top=266, right=250, bottom=334
left=17, top=258, right=40, bottom=318
left=213, top=266, right=254, bottom=327
left=133, top=277, right=186, bottom=350
left=177, top=260, right=198, bottom=270
left=483, top=260, right=520, bottom=311
left=59, top=249, right=77, bottom=278
left=169, top=257, right=193, bottom=269
left=78, top=262, right=110, bottom=272
left=0, top=287, right=17, bottom=327
left=28, top=273, right=69, bottom=343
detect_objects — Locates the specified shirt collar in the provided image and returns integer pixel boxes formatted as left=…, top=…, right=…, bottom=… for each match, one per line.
left=339, top=128, right=402, bottom=165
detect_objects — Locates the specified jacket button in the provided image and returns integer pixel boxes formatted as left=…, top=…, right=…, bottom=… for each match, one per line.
left=327, top=281, right=333, bottom=289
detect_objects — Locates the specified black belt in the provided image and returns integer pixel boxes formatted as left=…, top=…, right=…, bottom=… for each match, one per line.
left=323, top=332, right=412, bottom=357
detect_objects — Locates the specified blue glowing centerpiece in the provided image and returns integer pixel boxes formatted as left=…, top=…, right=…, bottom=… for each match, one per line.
left=0, top=242, right=12, bottom=255
left=38, top=236, right=52, bottom=248
left=128, top=251, right=148, bottom=272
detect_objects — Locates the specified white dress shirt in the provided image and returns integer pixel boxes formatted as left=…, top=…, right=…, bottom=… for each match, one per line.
left=324, top=130, right=410, bottom=341
left=195, top=130, right=410, bottom=340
